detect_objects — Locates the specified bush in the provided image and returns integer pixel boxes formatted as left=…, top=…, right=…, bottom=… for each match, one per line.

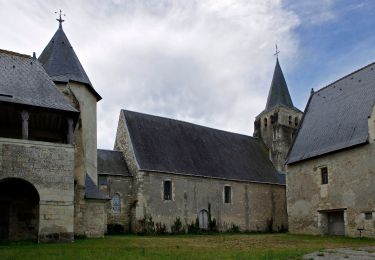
left=138, top=214, right=155, bottom=235
left=227, top=224, right=240, bottom=233
left=187, top=217, right=200, bottom=234
left=107, top=224, right=125, bottom=235
left=171, top=217, right=184, bottom=234
left=155, top=222, right=167, bottom=235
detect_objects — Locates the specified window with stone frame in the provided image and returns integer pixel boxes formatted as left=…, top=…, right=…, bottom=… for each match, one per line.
left=365, top=212, right=373, bottom=220
left=321, top=167, right=328, bottom=185
left=164, top=180, right=172, bottom=200
left=224, top=186, right=232, bottom=204
left=112, top=193, right=121, bottom=213
left=294, top=117, right=299, bottom=126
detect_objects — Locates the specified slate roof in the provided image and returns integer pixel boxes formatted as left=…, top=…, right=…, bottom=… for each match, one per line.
left=123, top=110, right=282, bottom=184
left=97, top=149, right=131, bottom=176
left=0, top=49, right=78, bottom=112
left=264, top=59, right=296, bottom=112
left=287, top=62, right=375, bottom=164
left=85, top=174, right=110, bottom=200
left=38, top=24, right=101, bottom=100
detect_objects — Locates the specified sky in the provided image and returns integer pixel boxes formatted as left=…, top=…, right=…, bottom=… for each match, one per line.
left=1, top=0, right=375, bottom=149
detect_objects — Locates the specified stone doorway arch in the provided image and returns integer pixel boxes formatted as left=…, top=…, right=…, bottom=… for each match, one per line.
left=0, top=178, right=40, bottom=241
left=198, top=209, right=209, bottom=230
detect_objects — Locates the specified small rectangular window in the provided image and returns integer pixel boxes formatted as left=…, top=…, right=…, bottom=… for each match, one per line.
left=164, top=180, right=172, bottom=200
left=365, top=212, right=373, bottom=220
left=321, top=167, right=328, bottom=185
left=98, top=176, right=108, bottom=186
left=224, top=186, right=231, bottom=204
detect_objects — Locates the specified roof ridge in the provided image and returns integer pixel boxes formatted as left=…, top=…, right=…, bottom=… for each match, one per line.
left=0, top=49, right=31, bottom=59
left=122, top=109, right=257, bottom=139
left=314, top=61, right=375, bottom=95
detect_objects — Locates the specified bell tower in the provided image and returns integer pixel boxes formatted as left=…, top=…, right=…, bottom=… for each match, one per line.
left=254, top=51, right=302, bottom=172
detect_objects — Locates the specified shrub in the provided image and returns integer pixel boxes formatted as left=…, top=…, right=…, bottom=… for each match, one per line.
left=171, top=217, right=184, bottom=234
left=227, top=224, right=240, bottom=233
left=187, top=217, right=201, bottom=234
left=138, top=214, right=155, bottom=235
left=155, top=222, right=167, bottom=235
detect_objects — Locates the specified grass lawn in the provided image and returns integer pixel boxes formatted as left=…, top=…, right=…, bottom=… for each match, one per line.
left=0, top=233, right=374, bottom=259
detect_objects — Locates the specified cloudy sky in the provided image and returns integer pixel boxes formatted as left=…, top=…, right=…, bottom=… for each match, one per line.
left=1, top=0, right=375, bottom=149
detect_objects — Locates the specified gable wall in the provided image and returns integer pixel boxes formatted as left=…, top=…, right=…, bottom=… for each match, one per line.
left=286, top=105, right=375, bottom=237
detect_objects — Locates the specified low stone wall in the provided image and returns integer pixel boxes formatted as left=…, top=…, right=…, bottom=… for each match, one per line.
left=0, top=138, right=75, bottom=242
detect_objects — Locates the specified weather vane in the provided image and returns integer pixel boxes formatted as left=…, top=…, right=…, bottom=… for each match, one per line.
left=274, top=44, right=280, bottom=59
left=55, top=9, right=66, bottom=26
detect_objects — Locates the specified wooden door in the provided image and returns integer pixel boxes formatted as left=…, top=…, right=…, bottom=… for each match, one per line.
left=328, top=211, right=345, bottom=236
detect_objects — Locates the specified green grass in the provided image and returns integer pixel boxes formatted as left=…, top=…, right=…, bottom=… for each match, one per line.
left=0, top=233, right=374, bottom=259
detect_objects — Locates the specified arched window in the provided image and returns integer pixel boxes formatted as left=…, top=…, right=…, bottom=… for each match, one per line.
left=288, top=116, right=292, bottom=125
left=264, top=118, right=268, bottom=127
left=112, top=193, right=121, bottom=213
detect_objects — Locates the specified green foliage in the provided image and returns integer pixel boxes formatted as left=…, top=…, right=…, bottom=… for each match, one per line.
left=208, top=203, right=218, bottom=232
left=227, top=224, right=240, bottom=233
left=0, top=234, right=374, bottom=260
left=155, top=222, right=167, bottom=235
left=187, top=217, right=200, bottom=234
left=138, top=214, right=155, bottom=235
left=171, top=217, right=184, bottom=234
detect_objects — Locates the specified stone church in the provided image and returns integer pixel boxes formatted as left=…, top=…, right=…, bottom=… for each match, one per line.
left=3, top=16, right=372, bottom=242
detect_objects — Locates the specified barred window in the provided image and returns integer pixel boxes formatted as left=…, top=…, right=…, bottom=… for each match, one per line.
left=164, top=180, right=172, bottom=200
left=321, top=167, right=328, bottom=185
left=112, top=193, right=121, bottom=213
left=224, top=186, right=232, bottom=204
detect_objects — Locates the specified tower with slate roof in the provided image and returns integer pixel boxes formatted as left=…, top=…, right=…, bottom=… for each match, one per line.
left=38, top=15, right=102, bottom=186
left=254, top=58, right=302, bottom=172
left=38, top=13, right=108, bottom=237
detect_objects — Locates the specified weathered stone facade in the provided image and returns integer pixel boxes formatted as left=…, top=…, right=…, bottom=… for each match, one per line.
left=0, top=138, right=75, bottom=242
left=99, top=176, right=133, bottom=232
left=111, top=111, right=288, bottom=233
left=286, top=102, right=375, bottom=238
left=255, top=107, right=302, bottom=172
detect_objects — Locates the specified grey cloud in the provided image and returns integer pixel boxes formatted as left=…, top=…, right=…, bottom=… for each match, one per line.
left=0, top=0, right=300, bottom=149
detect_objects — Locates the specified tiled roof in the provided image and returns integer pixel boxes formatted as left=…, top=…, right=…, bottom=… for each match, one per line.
left=0, top=49, right=78, bottom=112
left=287, top=62, right=375, bottom=164
left=123, top=110, right=282, bottom=184
left=85, top=174, right=110, bottom=200
left=38, top=24, right=101, bottom=100
left=265, top=58, right=295, bottom=111
left=97, top=149, right=131, bottom=176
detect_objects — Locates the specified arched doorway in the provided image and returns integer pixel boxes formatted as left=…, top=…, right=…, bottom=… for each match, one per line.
left=0, top=178, right=40, bottom=241
left=198, top=210, right=209, bottom=230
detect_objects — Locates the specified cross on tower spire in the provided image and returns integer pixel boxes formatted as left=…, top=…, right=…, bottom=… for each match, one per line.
left=55, top=9, right=65, bottom=28
left=274, top=44, right=280, bottom=59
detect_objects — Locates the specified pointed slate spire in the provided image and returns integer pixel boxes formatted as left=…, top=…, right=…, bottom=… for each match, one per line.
left=38, top=19, right=101, bottom=100
left=265, top=58, right=293, bottom=111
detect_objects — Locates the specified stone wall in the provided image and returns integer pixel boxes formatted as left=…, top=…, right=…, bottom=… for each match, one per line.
left=255, top=107, right=302, bottom=172
left=74, top=185, right=107, bottom=238
left=0, top=138, right=75, bottom=242
left=99, top=175, right=133, bottom=232
left=134, top=171, right=287, bottom=232
left=286, top=106, right=375, bottom=238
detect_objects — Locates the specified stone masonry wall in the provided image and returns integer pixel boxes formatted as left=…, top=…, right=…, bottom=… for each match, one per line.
left=287, top=106, right=375, bottom=238
left=135, top=171, right=287, bottom=232
left=99, top=175, right=133, bottom=232
left=0, top=138, right=75, bottom=242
